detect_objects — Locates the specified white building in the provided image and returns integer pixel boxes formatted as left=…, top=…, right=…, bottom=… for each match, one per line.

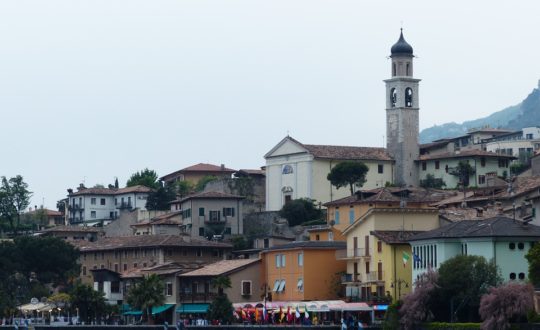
left=484, top=127, right=540, bottom=163
left=264, top=136, right=394, bottom=211
left=67, top=185, right=152, bottom=226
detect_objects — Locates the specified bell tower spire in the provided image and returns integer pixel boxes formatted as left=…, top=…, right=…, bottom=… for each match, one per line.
left=385, top=30, right=420, bottom=187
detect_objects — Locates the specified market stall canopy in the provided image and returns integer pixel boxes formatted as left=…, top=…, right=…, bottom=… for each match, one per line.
left=18, top=302, right=54, bottom=312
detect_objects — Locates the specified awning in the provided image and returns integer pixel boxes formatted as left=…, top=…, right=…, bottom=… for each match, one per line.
left=18, top=302, right=54, bottom=312
left=176, top=303, right=210, bottom=314
left=330, top=302, right=372, bottom=312
left=123, top=304, right=175, bottom=316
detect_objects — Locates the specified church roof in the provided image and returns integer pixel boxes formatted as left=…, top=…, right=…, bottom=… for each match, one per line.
left=390, top=29, right=413, bottom=56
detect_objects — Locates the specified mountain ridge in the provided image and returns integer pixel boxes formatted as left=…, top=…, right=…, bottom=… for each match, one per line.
left=419, top=85, right=540, bottom=143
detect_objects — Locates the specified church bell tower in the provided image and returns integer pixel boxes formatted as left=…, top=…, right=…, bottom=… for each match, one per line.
left=385, top=29, right=420, bottom=187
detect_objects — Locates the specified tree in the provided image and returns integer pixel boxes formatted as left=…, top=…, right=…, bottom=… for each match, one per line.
left=125, top=274, right=165, bottom=324
left=0, top=175, right=32, bottom=234
left=420, top=174, right=446, bottom=189
left=448, top=161, right=475, bottom=188
left=195, top=175, right=218, bottom=192
left=145, top=182, right=176, bottom=211
left=70, top=283, right=107, bottom=324
left=479, top=282, right=534, bottom=330
left=278, top=198, right=323, bottom=226
left=175, top=180, right=193, bottom=198
left=126, top=168, right=160, bottom=189
left=207, top=276, right=233, bottom=324
left=526, top=242, right=540, bottom=287
left=434, top=255, right=501, bottom=322
left=327, top=161, right=369, bottom=195
left=399, top=269, right=438, bottom=329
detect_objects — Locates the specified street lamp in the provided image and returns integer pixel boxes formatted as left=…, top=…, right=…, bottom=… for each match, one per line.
left=390, top=279, right=409, bottom=300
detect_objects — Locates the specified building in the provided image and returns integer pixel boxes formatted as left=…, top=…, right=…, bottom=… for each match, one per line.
left=25, top=207, right=65, bottom=228
left=484, top=127, right=540, bottom=164
left=177, top=259, right=262, bottom=312
left=264, top=136, right=393, bottom=211
left=40, top=225, right=103, bottom=242
left=75, top=234, right=232, bottom=286
left=160, top=163, right=236, bottom=186
left=169, top=191, right=244, bottom=238
left=384, top=29, right=420, bottom=187
left=67, top=185, right=152, bottom=226
left=409, top=217, right=540, bottom=283
left=131, top=211, right=183, bottom=236
left=260, top=240, right=347, bottom=301
left=340, top=207, right=440, bottom=302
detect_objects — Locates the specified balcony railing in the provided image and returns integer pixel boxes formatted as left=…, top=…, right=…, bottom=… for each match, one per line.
left=116, top=202, right=132, bottom=210
left=178, top=292, right=217, bottom=302
left=335, top=248, right=372, bottom=260
left=341, top=271, right=384, bottom=284
left=68, top=204, right=84, bottom=211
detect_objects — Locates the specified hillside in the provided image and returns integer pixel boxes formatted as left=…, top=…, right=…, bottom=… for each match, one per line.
left=419, top=86, right=540, bottom=143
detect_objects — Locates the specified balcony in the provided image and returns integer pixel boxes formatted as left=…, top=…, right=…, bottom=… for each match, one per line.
left=341, top=271, right=384, bottom=284
left=116, top=202, right=132, bottom=210
left=335, top=248, right=372, bottom=260
left=68, top=204, right=84, bottom=211
left=178, top=292, right=217, bottom=303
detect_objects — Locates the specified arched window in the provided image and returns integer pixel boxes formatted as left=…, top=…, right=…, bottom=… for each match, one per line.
left=392, top=63, right=396, bottom=76
left=390, top=88, right=397, bottom=107
left=282, top=165, right=293, bottom=174
left=405, top=88, right=413, bottom=107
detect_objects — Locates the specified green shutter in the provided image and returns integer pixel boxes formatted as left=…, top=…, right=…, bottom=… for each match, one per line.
left=199, top=208, right=204, bottom=216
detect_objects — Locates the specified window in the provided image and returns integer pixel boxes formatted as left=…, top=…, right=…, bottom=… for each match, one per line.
left=315, top=234, right=320, bottom=241
left=166, top=282, right=173, bottom=296
left=196, top=249, right=203, bottom=257
left=209, top=211, right=221, bottom=222
left=182, top=208, right=192, bottom=219
left=123, top=264, right=127, bottom=271
left=241, top=281, right=252, bottom=296
left=275, top=254, right=281, bottom=268
left=518, top=242, right=525, bottom=250
left=277, top=279, right=286, bottom=292
left=133, top=263, right=137, bottom=268
left=199, top=228, right=205, bottom=237
left=480, top=157, right=486, bottom=167
left=422, top=162, right=427, bottom=171
left=527, top=133, right=533, bottom=139
left=114, top=264, right=119, bottom=272
left=133, top=250, right=138, bottom=258
left=91, top=211, right=96, bottom=218
left=349, top=209, right=355, bottom=224
left=509, top=243, right=516, bottom=250
left=281, top=254, right=286, bottom=267
left=297, top=278, right=304, bottom=292
left=377, top=240, right=383, bottom=253
left=405, top=87, right=413, bottom=107
left=115, top=198, right=118, bottom=205
left=335, top=209, right=340, bottom=224
left=378, top=164, right=384, bottom=174
left=435, top=161, right=440, bottom=170
left=273, top=280, right=281, bottom=292
left=91, top=198, right=96, bottom=205
left=519, top=273, right=526, bottom=280
left=478, top=175, right=485, bottom=185
left=100, top=198, right=106, bottom=205
left=263, top=238, right=269, bottom=248
left=225, top=227, right=232, bottom=235
left=199, top=208, right=205, bottom=216
left=223, top=207, right=235, bottom=217
left=282, top=165, right=293, bottom=174
left=101, top=252, right=105, bottom=259
left=94, top=252, right=97, bottom=260
left=510, top=273, right=516, bottom=280
left=111, top=281, right=120, bottom=293
left=298, top=253, right=303, bottom=266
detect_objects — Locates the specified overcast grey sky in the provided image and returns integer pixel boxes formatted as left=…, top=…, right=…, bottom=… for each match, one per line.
left=1, top=0, right=539, bottom=209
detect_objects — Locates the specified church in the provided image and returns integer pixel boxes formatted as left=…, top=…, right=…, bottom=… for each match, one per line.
left=264, top=30, right=514, bottom=211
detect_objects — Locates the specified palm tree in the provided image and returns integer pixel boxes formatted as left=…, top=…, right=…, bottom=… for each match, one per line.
left=211, top=276, right=231, bottom=296
left=126, top=274, right=165, bottom=325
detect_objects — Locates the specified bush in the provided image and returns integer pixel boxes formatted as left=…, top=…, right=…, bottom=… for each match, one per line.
left=425, top=322, right=481, bottom=329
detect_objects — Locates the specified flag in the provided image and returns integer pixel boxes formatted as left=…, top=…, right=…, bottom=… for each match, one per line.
left=402, top=251, right=410, bottom=267
left=255, top=308, right=260, bottom=322
left=241, top=309, right=247, bottom=319
left=287, top=307, right=293, bottom=322
left=279, top=307, right=285, bottom=322
left=305, top=310, right=310, bottom=319
left=295, top=306, right=300, bottom=319
left=263, top=306, right=267, bottom=321
left=413, top=253, right=422, bottom=266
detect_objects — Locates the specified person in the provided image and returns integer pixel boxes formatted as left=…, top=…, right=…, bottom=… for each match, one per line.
left=312, top=315, right=318, bottom=325
left=341, top=318, right=347, bottom=329
left=358, top=319, right=364, bottom=329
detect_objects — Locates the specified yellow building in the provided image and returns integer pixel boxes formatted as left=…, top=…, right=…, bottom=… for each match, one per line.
left=340, top=207, right=439, bottom=302
left=260, top=241, right=347, bottom=301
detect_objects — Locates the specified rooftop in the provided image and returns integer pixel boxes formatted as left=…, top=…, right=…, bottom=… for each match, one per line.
left=42, top=225, right=102, bottom=233
left=160, top=163, right=236, bottom=181
left=75, top=235, right=232, bottom=252
left=324, top=187, right=454, bottom=207
left=370, top=230, right=424, bottom=244
left=69, top=185, right=153, bottom=196
left=179, top=259, right=260, bottom=277
left=409, top=216, right=540, bottom=241
left=171, top=191, right=245, bottom=204
left=262, top=240, right=346, bottom=252
left=418, top=149, right=516, bottom=161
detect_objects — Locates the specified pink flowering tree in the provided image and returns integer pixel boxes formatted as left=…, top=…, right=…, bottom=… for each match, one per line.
left=479, top=282, right=534, bottom=330
left=399, top=269, right=439, bottom=330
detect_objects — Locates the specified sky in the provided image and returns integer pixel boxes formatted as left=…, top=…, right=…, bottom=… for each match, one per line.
left=1, top=0, right=540, bottom=209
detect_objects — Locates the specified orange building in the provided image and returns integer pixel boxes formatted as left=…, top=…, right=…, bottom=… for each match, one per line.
left=260, top=241, right=346, bottom=302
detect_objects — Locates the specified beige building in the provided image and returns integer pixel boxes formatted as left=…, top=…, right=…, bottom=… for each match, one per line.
left=131, top=211, right=183, bottom=236
left=169, top=191, right=244, bottom=238
left=76, top=234, right=232, bottom=285
left=264, top=136, right=394, bottom=211
left=160, top=163, right=236, bottom=186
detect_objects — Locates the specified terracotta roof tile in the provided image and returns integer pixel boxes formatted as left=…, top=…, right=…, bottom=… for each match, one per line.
left=179, top=259, right=260, bottom=277
left=27, top=208, right=63, bottom=217
left=42, top=225, right=102, bottom=233
left=69, top=185, right=153, bottom=196
left=171, top=191, right=245, bottom=204
left=324, top=187, right=454, bottom=206
left=75, top=234, right=232, bottom=252
left=370, top=230, right=424, bottom=244
left=303, top=144, right=393, bottom=161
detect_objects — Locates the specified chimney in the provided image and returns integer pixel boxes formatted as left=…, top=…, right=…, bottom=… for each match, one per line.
left=221, top=164, right=225, bottom=171
left=476, top=208, right=483, bottom=218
